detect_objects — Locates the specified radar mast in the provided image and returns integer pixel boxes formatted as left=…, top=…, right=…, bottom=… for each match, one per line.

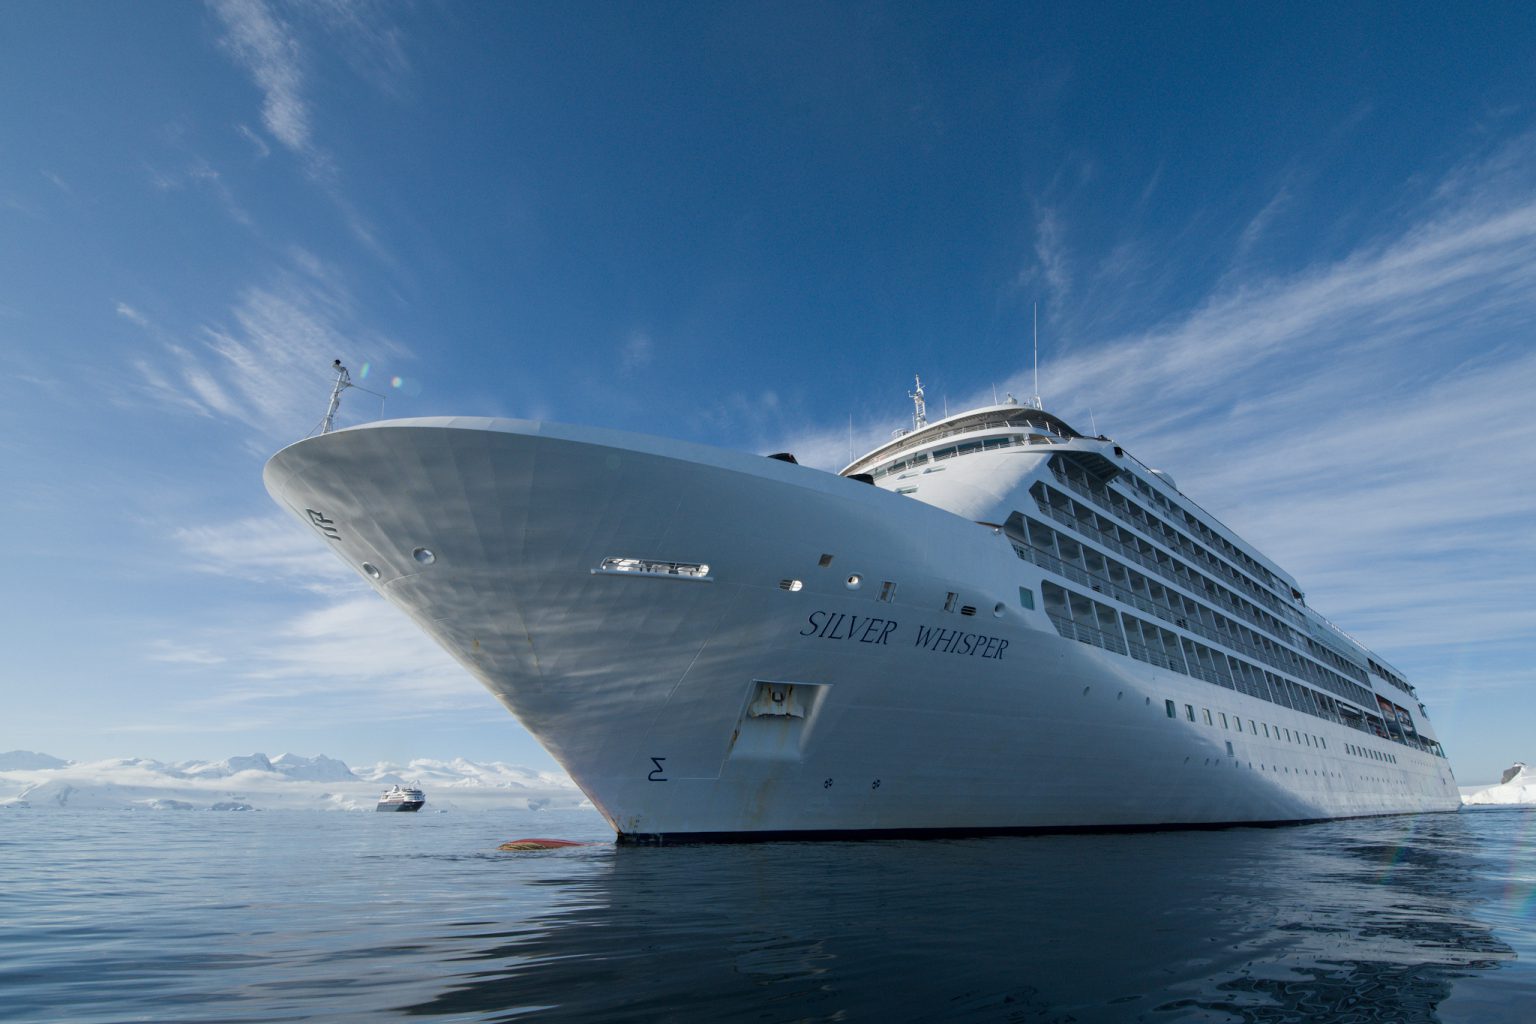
left=1030, top=302, right=1044, bottom=411
left=908, top=374, right=928, bottom=431
left=321, top=359, right=352, bottom=434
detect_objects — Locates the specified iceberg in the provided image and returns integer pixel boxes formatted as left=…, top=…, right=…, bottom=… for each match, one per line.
left=1461, top=762, right=1536, bottom=806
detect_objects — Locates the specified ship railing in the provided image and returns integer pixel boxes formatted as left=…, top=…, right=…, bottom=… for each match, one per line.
left=1036, top=498, right=1280, bottom=619
left=1046, top=467, right=1287, bottom=613
left=852, top=413, right=1075, bottom=474
left=1017, top=544, right=1161, bottom=622
left=1045, top=614, right=1129, bottom=657
left=1126, top=640, right=1184, bottom=673
left=1024, top=508, right=1363, bottom=697
left=1185, top=661, right=1228, bottom=687
left=1017, top=542, right=1306, bottom=677
left=1053, top=591, right=1438, bottom=754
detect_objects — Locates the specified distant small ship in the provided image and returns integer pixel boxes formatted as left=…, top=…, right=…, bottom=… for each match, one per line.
left=376, top=783, right=425, bottom=812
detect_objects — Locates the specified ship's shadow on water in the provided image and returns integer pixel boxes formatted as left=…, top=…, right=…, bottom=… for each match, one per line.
left=400, top=813, right=1519, bottom=1023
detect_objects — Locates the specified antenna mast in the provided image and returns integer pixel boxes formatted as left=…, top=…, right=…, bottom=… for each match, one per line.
left=908, top=374, right=928, bottom=430
left=321, top=359, right=352, bottom=434
left=1031, top=303, right=1043, bottom=411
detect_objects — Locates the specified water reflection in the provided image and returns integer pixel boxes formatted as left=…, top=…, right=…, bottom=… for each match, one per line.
left=400, top=813, right=1518, bottom=1022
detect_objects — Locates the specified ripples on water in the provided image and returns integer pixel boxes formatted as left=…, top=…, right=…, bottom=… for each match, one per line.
left=3, top=807, right=1533, bottom=1022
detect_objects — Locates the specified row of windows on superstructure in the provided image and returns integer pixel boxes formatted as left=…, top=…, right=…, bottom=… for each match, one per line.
left=1016, top=513, right=1376, bottom=709
left=1164, top=698, right=1328, bottom=749
left=1033, top=478, right=1295, bottom=638
left=1042, top=579, right=1446, bottom=758
left=1050, top=465, right=1394, bottom=695
left=1161, top=700, right=1412, bottom=783
left=869, top=431, right=1058, bottom=480
left=1346, top=741, right=1397, bottom=765
left=1031, top=476, right=1372, bottom=690
left=1118, top=468, right=1280, bottom=594
left=1366, top=657, right=1414, bottom=697
left=1049, top=455, right=1287, bottom=608
left=1045, top=578, right=1353, bottom=727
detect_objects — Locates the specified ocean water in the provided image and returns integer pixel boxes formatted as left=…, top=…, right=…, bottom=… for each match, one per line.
left=4, top=808, right=1534, bottom=1023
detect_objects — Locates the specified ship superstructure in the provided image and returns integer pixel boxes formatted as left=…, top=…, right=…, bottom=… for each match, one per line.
left=844, top=395, right=1448, bottom=769
left=265, top=377, right=1458, bottom=842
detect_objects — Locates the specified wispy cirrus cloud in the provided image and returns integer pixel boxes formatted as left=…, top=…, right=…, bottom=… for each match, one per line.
left=158, top=593, right=483, bottom=730
left=173, top=512, right=354, bottom=593
left=776, top=139, right=1536, bottom=675
left=124, top=251, right=410, bottom=443
left=115, top=302, right=150, bottom=329
left=145, top=155, right=254, bottom=227
left=1023, top=203, right=1071, bottom=303
left=236, top=122, right=271, bottom=159
left=208, top=0, right=411, bottom=262
left=621, top=330, right=654, bottom=372
left=306, top=0, right=412, bottom=95
left=209, top=0, right=311, bottom=154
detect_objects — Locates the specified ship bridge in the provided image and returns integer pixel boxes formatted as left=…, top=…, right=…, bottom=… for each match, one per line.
left=841, top=403, right=1085, bottom=480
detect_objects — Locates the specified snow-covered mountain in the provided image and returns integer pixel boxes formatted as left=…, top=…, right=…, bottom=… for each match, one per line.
left=0, top=750, right=587, bottom=813
left=1462, top=762, right=1536, bottom=806
left=0, top=750, right=71, bottom=771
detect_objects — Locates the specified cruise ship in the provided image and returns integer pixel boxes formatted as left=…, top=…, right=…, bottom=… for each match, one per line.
left=264, top=372, right=1460, bottom=842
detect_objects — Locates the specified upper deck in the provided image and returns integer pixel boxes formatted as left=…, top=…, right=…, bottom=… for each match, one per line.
left=838, top=390, right=1428, bottom=724
left=841, top=403, right=1083, bottom=478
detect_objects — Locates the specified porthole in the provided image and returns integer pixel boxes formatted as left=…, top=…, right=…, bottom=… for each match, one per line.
left=845, top=574, right=862, bottom=590
left=413, top=548, right=436, bottom=565
left=362, top=563, right=381, bottom=579
left=993, top=601, right=1006, bottom=617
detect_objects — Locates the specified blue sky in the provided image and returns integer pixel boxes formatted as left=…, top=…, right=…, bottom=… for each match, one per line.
left=2, top=2, right=1532, bottom=784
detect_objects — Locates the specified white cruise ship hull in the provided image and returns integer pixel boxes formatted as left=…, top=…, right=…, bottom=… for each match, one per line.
left=264, top=417, right=1460, bottom=841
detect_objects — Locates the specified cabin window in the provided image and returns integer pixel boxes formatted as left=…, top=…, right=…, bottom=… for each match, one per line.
left=1226, top=741, right=1235, bottom=756
left=1166, top=700, right=1177, bottom=719
left=879, top=581, right=897, bottom=603
left=1186, top=704, right=1195, bottom=722
left=944, top=592, right=958, bottom=613
left=1018, top=587, right=1034, bottom=610
left=1203, top=709, right=1213, bottom=725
